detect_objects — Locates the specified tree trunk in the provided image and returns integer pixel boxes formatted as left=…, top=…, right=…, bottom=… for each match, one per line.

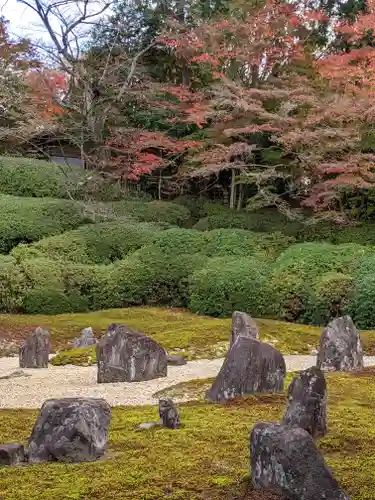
left=158, top=170, right=163, bottom=200
left=230, top=169, right=237, bottom=209
left=237, top=182, right=243, bottom=211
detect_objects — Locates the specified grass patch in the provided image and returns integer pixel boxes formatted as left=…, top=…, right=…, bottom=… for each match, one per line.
left=0, top=373, right=374, bottom=499
left=2, top=307, right=375, bottom=361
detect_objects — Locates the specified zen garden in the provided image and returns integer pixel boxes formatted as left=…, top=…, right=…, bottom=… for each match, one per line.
left=2, top=0, right=375, bottom=498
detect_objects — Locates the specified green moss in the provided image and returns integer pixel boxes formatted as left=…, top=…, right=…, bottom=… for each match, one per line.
left=0, top=372, right=374, bottom=499
left=2, top=307, right=375, bottom=358
left=51, top=347, right=96, bottom=366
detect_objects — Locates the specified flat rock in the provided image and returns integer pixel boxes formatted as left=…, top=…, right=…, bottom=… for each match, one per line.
left=0, top=369, right=31, bottom=381
left=0, top=443, right=25, bottom=466
left=136, top=422, right=162, bottom=430
left=283, top=366, right=327, bottom=439
left=167, top=354, right=187, bottom=366
left=317, top=315, right=363, bottom=371
left=250, top=422, right=350, bottom=499
left=19, top=327, right=50, bottom=369
left=27, top=398, right=111, bottom=464
left=205, top=337, right=286, bottom=403
left=97, top=324, right=167, bottom=383
left=72, top=327, right=97, bottom=348
left=231, top=311, right=259, bottom=347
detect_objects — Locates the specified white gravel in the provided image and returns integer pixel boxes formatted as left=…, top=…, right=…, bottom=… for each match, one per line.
left=1, top=355, right=375, bottom=409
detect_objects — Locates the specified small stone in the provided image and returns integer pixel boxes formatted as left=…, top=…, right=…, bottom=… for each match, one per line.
left=206, top=337, right=285, bottom=403
left=0, top=443, right=25, bottom=466
left=283, top=366, right=327, bottom=439
left=231, top=311, right=259, bottom=347
left=72, top=327, right=97, bottom=348
left=19, top=327, right=50, bottom=369
left=136, top=422, right=162, bottom=430
left=317, top=315, right=363, bottom=372
left=167, top=354, right=187, bottom=366
left=250, top=422, right=350, bottom=500
left=27, top=398, right=111, bottom=464
left=159, top=397, right=180, bottom=429
left=0, top=369, right=31, bottom=381
left=97, top=324, right=167, bottom=383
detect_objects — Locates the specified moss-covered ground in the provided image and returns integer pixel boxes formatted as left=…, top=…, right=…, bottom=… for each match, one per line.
left=2, top=306, right=374, bottom=364
left=0, top=369, right=374, bottom=499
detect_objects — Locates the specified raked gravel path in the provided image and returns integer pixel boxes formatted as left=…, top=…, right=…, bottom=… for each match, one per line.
left=1, top=355, right=375, bottom=409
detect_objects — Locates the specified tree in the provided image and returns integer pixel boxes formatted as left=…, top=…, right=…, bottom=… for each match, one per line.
left=158, top=0, right=325, bottom=210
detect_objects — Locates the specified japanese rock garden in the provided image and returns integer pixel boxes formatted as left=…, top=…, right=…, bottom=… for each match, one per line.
left=3, top=0, right=375, bottom=491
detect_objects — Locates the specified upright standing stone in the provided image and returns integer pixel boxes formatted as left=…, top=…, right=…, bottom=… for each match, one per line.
left=250, top=422, right=350, bottom=500
left=0, top=444, right=25, bottom=466
left=230, top=311, right=259, bottom=348
left=206, top=337, right=285, bottom=403
left=19, top=327, right=50, bottom=368
left=97, top=324, right=167, bottom=383
left=317, top=315, right=363, bottom=371
left=27, top=398, right=111, bottom=464
left=72, top=327, right=97, bottom=348
left=283, top=366, right=327, bottom=439
left=159, top=397, right=180, bottom=429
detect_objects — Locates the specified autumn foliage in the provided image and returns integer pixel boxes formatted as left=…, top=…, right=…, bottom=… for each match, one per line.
left=105, top=129, right=201, bottom=180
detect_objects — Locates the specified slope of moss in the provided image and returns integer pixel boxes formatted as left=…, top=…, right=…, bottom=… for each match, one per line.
left=2, top=307, right=375, bottom=363
left=0, top=370, right=374, bottom=499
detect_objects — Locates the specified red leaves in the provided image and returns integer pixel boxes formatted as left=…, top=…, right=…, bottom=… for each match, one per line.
left=25, top=69, right=67, bottom=119
left=105, top=129, right=201, bottom=181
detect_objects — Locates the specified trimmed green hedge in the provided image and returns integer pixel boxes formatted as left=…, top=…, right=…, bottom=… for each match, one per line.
left=0, top=195, right=90, bottom=253
left=0, top=156, right=124, bottom=201
left=12, top=220, right=161, bottom=264
left=107, top=200, right=191, bottom=226
left=188, top=257, right=271, bottom=317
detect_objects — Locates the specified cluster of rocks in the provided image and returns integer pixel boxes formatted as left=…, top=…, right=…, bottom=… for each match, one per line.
left=212, top=312, right=360, bottom=499
left=18, top=323, right=187, bottom=380
left=0, top=397, right=111, bottom=466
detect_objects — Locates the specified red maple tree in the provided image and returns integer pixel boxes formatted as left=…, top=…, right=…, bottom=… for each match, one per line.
left=105, top=129, right=201, bottom=181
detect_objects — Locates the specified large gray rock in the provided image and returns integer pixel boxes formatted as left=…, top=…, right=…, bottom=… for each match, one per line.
left=231, top=311, right=259, bottom=348
left=97, top=324, right=167, bottom=383
left=317, top=315, right=363, bottom=372
left=283, top=366, right=327, bottom=439
left=159, top=397, right=180, bottom=429
left=19, top=327, right=50, bottom=368
left=250, top=422, right=350, bottom=499
left=72, top=327, right=97, bottom=348
left=0, top=443, right=25, bottom=466
left=27, top=398, right=111, bottom=464
left=206, top=337, right=285, bottom=403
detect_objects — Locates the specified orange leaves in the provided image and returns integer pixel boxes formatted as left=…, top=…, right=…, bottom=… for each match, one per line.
left=25, top=69, right=67, bottom=120
left=105, top=129, right=202, bottom=181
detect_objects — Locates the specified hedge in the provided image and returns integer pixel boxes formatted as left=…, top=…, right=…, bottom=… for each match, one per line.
left=0, top=195, right=90, bottom=253
left=12, top=220, right=161, bottom=264
left=0, top=156, right=125, bottom=201
left=188, top=257, right=271, bottom=317
left=266, top=242, right=368, bottom=323
left=107, top=200, right=191, bottom=226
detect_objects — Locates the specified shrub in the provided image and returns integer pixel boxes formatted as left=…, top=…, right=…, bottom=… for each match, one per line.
left=304, top=272, right=355, bottom=325
left=0, top=195, right=89, bottom=253
left=12, top=221, right=160, bottom=264
left=151, top=228, right=205, bottom=255
left=0, top=156, right=125, bottom=201
left=121, top=247, right=209, bottom=307
left=108, top=200, right=190, bottom=226
left=266, top=242, right=368, bottom=322
left=51, top=347, right=96, bottom=366
left=0, top=260, right=28, bottom=312
left=202, top=229, right=294, bottom=260
left=188, top=257, right=271, bottom=317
